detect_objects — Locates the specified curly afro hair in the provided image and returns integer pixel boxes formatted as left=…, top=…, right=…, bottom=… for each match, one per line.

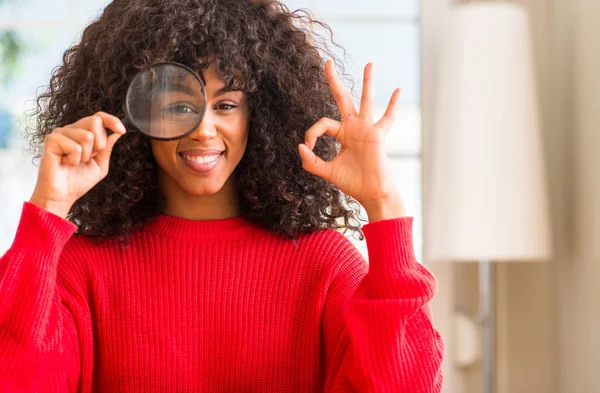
left=27, top=0, right=365, bottom=240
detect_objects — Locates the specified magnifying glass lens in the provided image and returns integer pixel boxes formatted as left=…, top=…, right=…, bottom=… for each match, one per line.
left=125, top=63, right=206, bottom=140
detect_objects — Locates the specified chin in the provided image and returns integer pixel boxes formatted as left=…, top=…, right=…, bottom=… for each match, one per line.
left=181, top=180, right=226, bottom=197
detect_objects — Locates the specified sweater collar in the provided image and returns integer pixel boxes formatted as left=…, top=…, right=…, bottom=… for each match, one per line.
left=145, top=214, right=257, bottom=241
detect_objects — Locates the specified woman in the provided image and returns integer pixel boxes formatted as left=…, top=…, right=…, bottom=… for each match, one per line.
left=0, top=0, right=443, bottom=392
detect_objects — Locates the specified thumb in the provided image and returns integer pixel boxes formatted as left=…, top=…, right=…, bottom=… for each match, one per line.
left=96, top=132, right=124, bottom=173
left=298, top=143, right=332, bottom=182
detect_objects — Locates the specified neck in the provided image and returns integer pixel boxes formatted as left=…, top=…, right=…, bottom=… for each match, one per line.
left=159, top=173, right=240, bottom=221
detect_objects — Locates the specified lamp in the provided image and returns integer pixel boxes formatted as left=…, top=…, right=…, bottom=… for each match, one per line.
left=427, top=3, right=552, bottom=393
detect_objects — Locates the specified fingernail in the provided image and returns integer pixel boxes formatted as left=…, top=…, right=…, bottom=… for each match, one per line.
left=118, top=123, right=126, bottom=133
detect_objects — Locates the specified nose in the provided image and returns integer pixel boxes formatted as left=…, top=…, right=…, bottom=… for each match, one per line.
left=188, top=109, right=217, bottom=141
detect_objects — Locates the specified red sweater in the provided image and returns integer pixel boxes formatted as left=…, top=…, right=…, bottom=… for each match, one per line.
left=0, top=202, right=443, bottom=392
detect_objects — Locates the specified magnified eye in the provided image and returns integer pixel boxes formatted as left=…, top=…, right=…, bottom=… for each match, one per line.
left=162, top=102, right=198, bottom=114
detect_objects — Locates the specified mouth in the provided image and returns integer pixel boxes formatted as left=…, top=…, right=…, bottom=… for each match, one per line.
left=178, top=151, right=225, bottom=174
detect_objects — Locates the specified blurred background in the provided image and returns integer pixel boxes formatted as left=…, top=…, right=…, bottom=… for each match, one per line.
left=0, top=0, right=597, bottom=392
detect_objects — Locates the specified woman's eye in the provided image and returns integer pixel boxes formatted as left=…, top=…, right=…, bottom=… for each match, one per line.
left=215, top=103, right=238, bottom=111
left=163, top=103, right=197, bottom=114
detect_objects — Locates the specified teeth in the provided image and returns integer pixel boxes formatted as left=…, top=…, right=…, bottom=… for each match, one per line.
left=182, top=154, right=220, bottom=164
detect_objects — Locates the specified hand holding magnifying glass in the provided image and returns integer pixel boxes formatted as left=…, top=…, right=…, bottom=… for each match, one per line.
left=29, top=62, right=208, bottom=218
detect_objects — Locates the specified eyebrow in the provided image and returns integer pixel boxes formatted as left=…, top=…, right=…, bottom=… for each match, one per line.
left=214, top=85, right=243, bottom=98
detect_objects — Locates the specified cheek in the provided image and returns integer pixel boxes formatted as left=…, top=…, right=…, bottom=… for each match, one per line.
left=219, top=116, right=249, bottom=160
left=237, top=130, right=249, bottom=154
left=150, top=140, right=179, bottom=172
left=229, top=131, right=248, bottom=164
left=233, top=117, right=250, bottom=156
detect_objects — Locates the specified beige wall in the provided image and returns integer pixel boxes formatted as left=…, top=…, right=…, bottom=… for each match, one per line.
left=557, top=0, right=600, bottom=391
left=424, top=0, right=600, bottom=391
left=500, top=0, right=600, bottom=391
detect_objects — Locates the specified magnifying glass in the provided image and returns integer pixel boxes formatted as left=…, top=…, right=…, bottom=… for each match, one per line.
left=122, top=62, right=207, bottom=140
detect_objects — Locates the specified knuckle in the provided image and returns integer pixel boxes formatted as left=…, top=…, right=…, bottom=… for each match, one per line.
left=91, top=114, right=103, bottom=126
left=82, top=131, right=95, bottom=142
left=320, top=117, right=333, bottom=126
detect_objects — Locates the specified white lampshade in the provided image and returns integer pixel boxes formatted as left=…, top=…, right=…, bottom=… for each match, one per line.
left=427, top=3, right=552, bottom=262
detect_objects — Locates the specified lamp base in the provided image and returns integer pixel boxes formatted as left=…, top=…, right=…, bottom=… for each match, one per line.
left=479, top=260, right=496, bottom=393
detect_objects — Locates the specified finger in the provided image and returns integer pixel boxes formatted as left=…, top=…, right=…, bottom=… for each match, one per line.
left=325, top=59, right=357, bottom=119
left=44, top=132, right=83, bottom=166
left=71, top=111, right=126, bottom=136
left=376, top=88, right=401, bottom=131
left=85, top=114, right=108, bottom=153
left=304, top=117, right=342, bottom=150
left=95, top=131, right=124, bottom=174
left=359, top=63, right=374, bottom=120
left=68, top=112, right=126, bottom=159
left=59, top=127, right=96, bottom=163
left=94, top=111, right=127, bottom=135
left=298, top=143, right=333, bottom=183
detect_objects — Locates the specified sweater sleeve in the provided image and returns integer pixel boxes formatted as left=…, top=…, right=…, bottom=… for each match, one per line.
left=0, top=202, right=93, bottom=392
left=322, top=217, right=444, bottom=393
